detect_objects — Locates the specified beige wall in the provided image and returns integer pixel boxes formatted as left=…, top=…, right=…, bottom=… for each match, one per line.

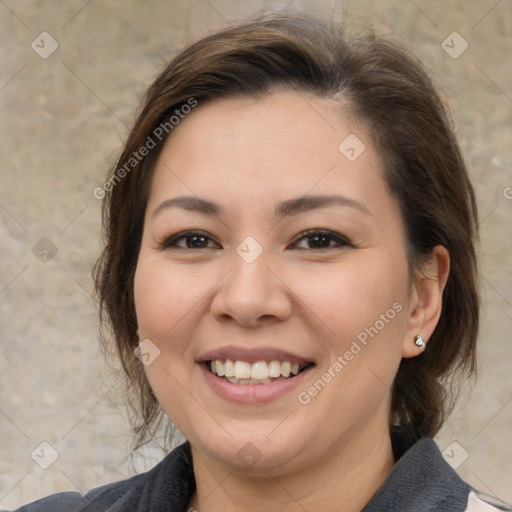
left=1, top=0, right=511, bottom=508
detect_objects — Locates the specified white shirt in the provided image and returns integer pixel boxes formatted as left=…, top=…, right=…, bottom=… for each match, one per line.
left=466, top=490, right=512, bottom=511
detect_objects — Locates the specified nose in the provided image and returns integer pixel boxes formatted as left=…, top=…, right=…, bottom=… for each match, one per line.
left=210, top=249, right=292, bottom=328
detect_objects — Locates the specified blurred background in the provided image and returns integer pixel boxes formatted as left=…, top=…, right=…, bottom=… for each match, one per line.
left=0, top=0, right=511, bottom=508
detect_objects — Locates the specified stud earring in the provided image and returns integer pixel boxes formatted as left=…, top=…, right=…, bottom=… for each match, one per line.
left=414, top=335, right=425, bottom=348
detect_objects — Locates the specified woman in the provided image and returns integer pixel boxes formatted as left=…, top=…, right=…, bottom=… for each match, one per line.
left=14, top=13, right=511, bottom=512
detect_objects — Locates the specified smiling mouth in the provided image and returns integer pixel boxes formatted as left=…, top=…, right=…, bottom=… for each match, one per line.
left=207, top=359, right=314, bottom=385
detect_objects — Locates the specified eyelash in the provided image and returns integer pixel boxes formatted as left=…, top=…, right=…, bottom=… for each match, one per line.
left=159, top=229, right=353, bottom=251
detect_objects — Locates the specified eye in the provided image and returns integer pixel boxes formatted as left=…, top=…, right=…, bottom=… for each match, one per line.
left=159, top=229, right=351, bottom=251
left=159, top=230, right=221, bottom=250
left=291, top=229, right=353, bottom=250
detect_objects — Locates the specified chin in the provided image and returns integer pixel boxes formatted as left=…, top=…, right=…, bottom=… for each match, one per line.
left=187, top=419, right=315, bottom=474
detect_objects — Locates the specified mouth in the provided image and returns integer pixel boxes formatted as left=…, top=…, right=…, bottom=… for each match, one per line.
left=206, top=359, right=314, bottom=385
left=197, top=346, right=316, bottom=402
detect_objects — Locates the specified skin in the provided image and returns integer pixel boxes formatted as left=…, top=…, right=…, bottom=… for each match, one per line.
left=134, top=91, right=449, bottom=512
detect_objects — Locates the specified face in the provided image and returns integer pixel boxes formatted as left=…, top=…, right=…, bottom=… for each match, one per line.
left=134, top=91, right=416, bottom=473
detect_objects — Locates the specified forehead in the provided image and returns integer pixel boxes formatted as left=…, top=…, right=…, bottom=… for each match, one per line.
left=148, top=91, right=388, bottom=214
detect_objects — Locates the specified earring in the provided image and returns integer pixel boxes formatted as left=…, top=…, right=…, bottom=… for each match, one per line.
left=414, top=335, right=425, bottom=348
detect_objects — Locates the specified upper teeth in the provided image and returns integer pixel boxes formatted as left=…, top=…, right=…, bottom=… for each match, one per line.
left=210, top=360, right=302, bottom=380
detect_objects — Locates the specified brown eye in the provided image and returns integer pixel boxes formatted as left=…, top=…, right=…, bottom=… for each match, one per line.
left=184, top=235, right=209, bottom=248
left=292, top=230, right=352, bottom=250
left=160, top=230, right=221, bottom=250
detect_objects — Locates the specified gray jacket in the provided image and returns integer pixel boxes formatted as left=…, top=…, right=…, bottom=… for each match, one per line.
left=12, top=428, right=511, bottom=511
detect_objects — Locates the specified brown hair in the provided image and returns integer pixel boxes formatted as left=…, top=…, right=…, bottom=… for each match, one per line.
left=93, top=13, right=479, bottom=448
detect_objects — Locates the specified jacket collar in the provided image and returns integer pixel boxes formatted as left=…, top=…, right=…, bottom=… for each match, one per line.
left=105, top=427, right=470, bottom=511
left=363, top=427, right=470, bottom=511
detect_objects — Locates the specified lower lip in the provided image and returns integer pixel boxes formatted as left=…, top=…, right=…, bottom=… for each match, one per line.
left=199, top=363, right=314, bottom=403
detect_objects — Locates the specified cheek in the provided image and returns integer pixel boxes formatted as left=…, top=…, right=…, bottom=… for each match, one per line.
left=134, top=258, right=207, bottom=341
left=288, top=256, right=409, bottom=403
left=292, top=264, right=407, bottom=426
left=289, top=258, right=406, bottom=342
left=133, top=258, right=206, bottom=431
left=134, top=260, right=173, bottom=339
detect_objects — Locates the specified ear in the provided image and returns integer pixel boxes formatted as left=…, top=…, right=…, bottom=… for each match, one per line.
left=402, top=245, right=450, bottom=358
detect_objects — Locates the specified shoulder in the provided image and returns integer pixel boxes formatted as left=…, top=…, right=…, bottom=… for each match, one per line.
left=9, top=491, right=82, bottom=512
left=10, top=442, right=195, bottom=512
left=9, top=476, right=137, bottom=512
left=365, top=428, right=511, bottom=512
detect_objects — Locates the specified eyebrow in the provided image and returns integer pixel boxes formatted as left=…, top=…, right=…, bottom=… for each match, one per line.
left=151, top=194, right=371, bottom=219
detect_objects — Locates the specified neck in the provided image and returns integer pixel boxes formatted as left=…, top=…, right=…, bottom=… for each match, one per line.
left=188, top=426, right=395, bottom=512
